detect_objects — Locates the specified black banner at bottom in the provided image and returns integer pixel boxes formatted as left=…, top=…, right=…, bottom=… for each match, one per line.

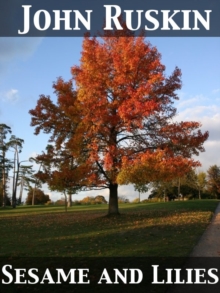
left=0, top=257, right=220, bottom=293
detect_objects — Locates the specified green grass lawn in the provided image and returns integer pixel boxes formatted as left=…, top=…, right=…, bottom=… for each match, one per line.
left=0, top=200, right=218, bottom=257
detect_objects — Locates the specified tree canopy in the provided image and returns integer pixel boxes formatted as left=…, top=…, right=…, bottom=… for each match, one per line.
left=26, top=188, right=50, bottom=205
left=207, top=165, right=220, bottom=199
left=29, top=33, right=208, bottom=215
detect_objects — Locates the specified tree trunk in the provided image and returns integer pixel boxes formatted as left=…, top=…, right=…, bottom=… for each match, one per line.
left=12, top=164, right=18, bottom=208
left=108, top=183, right=119, bottom=215
left=18, top=178, right=24, bottom=204
left=178, top=177, right=180, bottom=200
left=32, top=188, right=35, bottom=205
left=12, top=151, right=16, bottom=207
left=68, top=194, right=72, bottom=207
left=2, top=167, right=6, bottom=207
left=32, top=162, right=42, bottom=205
left=2, top=148, right=6, bottom=208
left=64, top=191, right=67, bottom=212
left=12, top=198, right=16, bottom=208
left=12, top=158, right=20, bottom=208
left=12, top=147, right=19, bottom=208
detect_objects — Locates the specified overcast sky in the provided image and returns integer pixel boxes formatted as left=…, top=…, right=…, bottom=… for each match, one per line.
left=0, top=37, right=219, bottom=201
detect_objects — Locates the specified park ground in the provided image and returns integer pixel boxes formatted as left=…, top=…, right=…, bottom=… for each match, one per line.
left=0, top=200, right=219, bottom=293
left=0, top=200, right=219, bottom=257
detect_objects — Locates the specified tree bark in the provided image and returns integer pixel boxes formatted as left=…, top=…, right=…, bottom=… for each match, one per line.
left=178, top=177, right=181, bottom=200
left=108, top=183, right=119, bottom=215
left=64, top=191, right=67, bottom=212
left=68, top=194, right=72, bottom=207
left=32, top=162, right=42, bottom=205
left=13, top=157, right=20, bottom=208
left=12, top=159, right=19, bottom=208
left=32, top=188, right=35, bottom=205
left=18, top=177, right=24, bottom=204
left=2, top=147, right=6, bottom=208
left=2, top=167, right=6, bottom=207
left=12, top=151, right=16, bottom=208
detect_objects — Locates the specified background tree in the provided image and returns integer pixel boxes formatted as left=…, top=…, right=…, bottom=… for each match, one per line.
left=94, top=195, right=107, bottom=204
left=184, top=170, right=207, bottom=199
left=206, top=165, right=220, bottom=199
left=33, top=145, right=82, bottom=208
left=55, top=198, right=66, bottom=206
left=196, top=171, right=207, bottom=199
left=0, top=124, right=12, bottom=207
left=118, top=196, right=130, bottom=204
left=25, top=188, right=50, bottom=205
left=7, top=135, right=24, bottom=208
left=30, top=33, right=208, bottom=215
left=29, top=156, right=43, bottom=206
left=0, top=125, right=27, bottom=207
left=149, top=180, right=177, bottom=201
left=149, top=170, right=207, bottom=200
left=0, top=155, right=12, bottom=205
left=80, top=195, right=107, bottom=205
left=0, top=186, right=11, bottom=206
left=17, top=165, right=35, bottom=204
left=134, top=183, right=149, bottom=203
left=80, top=196, right=95, bottom=205
left=132, top=197, right=140, bottom=203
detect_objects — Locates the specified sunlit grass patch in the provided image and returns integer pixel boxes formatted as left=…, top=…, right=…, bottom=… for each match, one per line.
left=0, top=200, right=218, bottom=257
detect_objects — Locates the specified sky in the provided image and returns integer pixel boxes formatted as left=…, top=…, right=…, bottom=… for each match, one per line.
left=0, top=36, right=220, bottom=202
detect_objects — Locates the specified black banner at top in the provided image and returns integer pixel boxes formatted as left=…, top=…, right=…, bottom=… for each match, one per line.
left=0, top=0, right=219, bottom=37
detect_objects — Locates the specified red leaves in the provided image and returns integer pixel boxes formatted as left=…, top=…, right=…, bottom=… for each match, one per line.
left=29, top=33, right=208, bottom=190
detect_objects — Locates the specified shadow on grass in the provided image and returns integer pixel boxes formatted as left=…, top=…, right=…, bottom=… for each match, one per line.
left=0, top=200, right=218, bottom=258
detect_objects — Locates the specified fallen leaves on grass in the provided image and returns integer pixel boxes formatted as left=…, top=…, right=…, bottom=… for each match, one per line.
left=0, top=201, right=218, bottom=257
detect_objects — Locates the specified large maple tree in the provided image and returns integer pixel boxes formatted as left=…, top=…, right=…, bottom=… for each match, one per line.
left=30, top=34, right=208, bottom=215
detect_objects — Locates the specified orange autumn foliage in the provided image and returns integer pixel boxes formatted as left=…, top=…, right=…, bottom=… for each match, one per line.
left=30, top=33, right=208, bottom=214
